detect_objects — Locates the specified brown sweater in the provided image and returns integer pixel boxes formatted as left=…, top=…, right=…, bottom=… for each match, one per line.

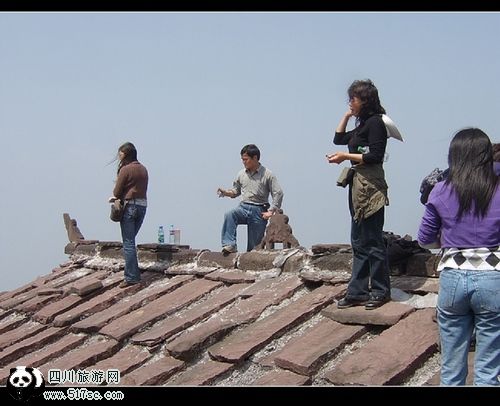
left=113, top=161, right=148, bottom=201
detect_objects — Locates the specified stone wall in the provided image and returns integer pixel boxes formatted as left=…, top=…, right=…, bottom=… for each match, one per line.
left=64, top=241, right=439, bottom=280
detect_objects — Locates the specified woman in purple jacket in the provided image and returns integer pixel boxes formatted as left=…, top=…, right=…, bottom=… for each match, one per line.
left=418, top=128, right=500, bottom=386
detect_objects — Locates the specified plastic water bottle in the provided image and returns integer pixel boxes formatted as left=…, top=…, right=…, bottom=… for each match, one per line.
left=173, top=228, right=181, bottom=245
left=158, top=226, right=165, bottom=244
left=169, top=224, right=175, bottom=244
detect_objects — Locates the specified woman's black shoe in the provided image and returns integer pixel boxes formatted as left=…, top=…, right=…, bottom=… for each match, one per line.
left=337, top=297, right=368, bottom=309
left=365, top=296, right=391, bottom=310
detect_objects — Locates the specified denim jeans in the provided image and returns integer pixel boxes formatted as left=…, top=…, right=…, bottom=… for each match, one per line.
left=120, top=203, right=147, bottom=283
left=346, top=207, right=390, bottom=301
left=221, top=203, right=268, bottom=252
left=437, top=269, right=500, bottom=386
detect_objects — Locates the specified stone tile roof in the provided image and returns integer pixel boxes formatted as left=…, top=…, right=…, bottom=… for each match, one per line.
left=0, top=241, right=476, bottom=387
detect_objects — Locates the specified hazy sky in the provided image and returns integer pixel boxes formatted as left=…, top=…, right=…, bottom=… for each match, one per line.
left=1, top=11, right=499, bottom=291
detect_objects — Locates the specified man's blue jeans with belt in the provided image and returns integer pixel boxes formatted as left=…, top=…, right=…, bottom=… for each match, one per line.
left=221, top=203, right=268, bottom=252
left=120, top=203, right=147, bottom=283
left=437, top=269, right=500, bottom=386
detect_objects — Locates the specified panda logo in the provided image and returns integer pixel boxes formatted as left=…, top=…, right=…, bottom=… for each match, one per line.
left=7, top=366, right=45, bottom=402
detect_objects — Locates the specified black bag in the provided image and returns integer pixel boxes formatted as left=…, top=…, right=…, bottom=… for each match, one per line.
left=419, top=168, right=448, bottom=205
left=336, top=167, right=355, bottom=188
left=110, top=199, right=125, bottom=222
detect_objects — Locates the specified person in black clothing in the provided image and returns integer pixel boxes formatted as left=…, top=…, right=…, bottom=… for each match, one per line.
left=419, top=168, right=449, bottom=205
left=327, top=79, right=391, bottom=310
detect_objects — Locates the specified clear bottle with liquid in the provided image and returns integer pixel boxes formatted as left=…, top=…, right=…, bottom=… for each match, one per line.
left=169, top=224, right=175, bottom=244
left=158, top=226, right=165, bottom=244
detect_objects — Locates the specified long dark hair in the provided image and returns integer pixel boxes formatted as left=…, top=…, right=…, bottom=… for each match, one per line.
left=348, top=79, right=386, bottom=125
left=446, top=128, right=498, bottom=219
left=117, top=142, right=138, bottom=175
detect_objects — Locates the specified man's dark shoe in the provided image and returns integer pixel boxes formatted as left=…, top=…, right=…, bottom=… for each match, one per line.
left=222, top=245, right=237, bottom=256
left=337, top=297, right=368, bottom=309
left=365, top=296, right=390, bottom=310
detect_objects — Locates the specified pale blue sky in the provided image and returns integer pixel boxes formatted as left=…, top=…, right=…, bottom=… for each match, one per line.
left=1, top=12, right=499, bottom=290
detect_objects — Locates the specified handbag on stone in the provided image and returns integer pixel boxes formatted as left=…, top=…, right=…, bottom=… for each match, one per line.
left=110, top=199, right=125, bottom=222
left=336, top=167, right=355, bottom=188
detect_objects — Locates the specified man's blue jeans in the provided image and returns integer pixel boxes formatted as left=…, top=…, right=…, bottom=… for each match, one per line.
left=120, top=203, right=147, bottom=283
left=221, top=203, right=268, bottom=252
left=437, top=269, right=500, bottom=386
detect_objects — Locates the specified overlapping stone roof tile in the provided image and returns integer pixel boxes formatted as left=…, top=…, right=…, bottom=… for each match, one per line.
left=0, top=239, right=477, bottom=387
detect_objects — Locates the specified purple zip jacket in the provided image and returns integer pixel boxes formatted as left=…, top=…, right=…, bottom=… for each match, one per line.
left=418, top=181, right=500, bottom=249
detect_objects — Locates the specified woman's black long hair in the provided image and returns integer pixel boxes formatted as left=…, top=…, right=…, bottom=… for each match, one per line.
left=446, top=128, right=498, bottom=219
left=348, top=79, right=386, bottom=125
left=117, top=142, right=138, bottom=175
